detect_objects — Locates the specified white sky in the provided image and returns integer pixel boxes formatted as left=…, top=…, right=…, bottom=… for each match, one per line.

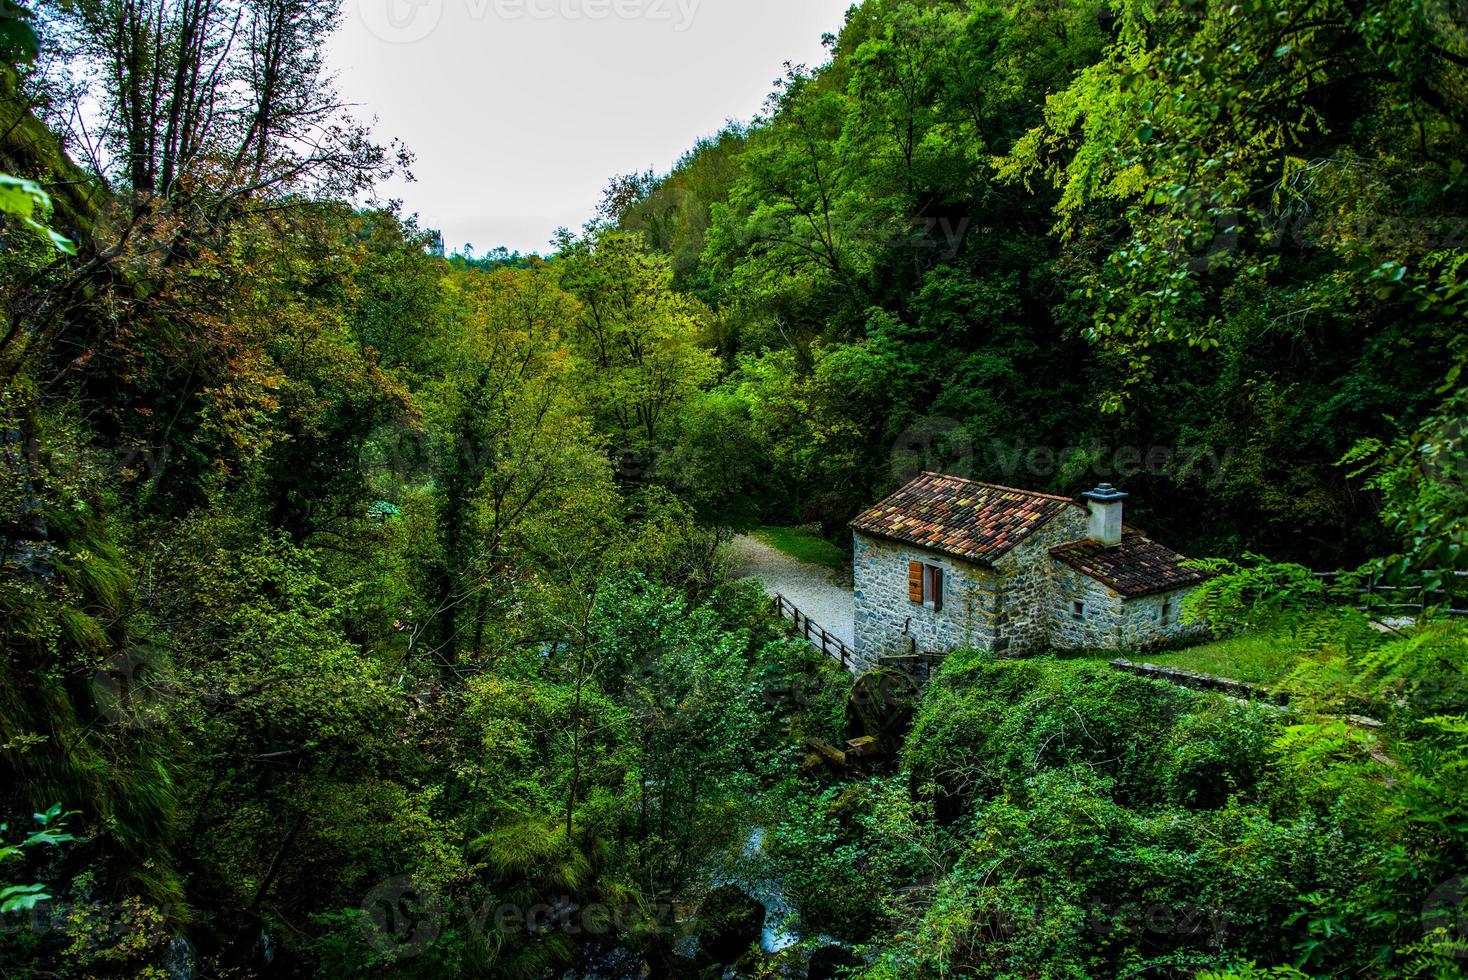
left=328, top=0, right=853, bottom=255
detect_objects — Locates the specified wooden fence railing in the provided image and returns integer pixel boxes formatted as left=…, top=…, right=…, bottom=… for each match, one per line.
left=773, top=594, right=854, bottom=670
left=1314, top=570, right=1468, bottom=618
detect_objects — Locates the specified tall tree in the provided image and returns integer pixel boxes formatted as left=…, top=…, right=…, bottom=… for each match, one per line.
left=39, top=0, right=407, bottom=205
left=556, top=228, right=718, bottom=463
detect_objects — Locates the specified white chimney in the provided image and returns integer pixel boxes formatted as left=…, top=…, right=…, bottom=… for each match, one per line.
left=1083, top=483, right=1128, bottom=547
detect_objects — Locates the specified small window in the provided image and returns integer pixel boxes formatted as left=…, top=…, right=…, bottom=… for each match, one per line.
left=925, top=564, right=944, bottom=612
left=1160, top=599, right=1172, bottom=624
left=1072, top=601, right=1085, bottom=621
left=907, top=561, right=944, bottom=610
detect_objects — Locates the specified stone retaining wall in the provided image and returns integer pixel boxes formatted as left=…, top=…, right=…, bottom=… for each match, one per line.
left=1108, top=659, right=1289, bottom=705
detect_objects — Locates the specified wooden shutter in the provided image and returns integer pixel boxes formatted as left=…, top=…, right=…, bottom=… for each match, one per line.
left=907, top=561, right=924, bottom=603
left=930, top=566, right=943, bottom=612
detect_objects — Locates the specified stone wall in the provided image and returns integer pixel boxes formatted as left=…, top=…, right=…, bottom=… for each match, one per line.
left=851, top=532, right=999, bottom=671
left=1049, top=561, right=1126, bottom=649
left=992, top=507, right=1089, bottom=651
left=851, top=506, right=1204, bottom=663
left=1048, top=571, right=1207, bottom=651
left=1120, top=588, right=1208, bottom=648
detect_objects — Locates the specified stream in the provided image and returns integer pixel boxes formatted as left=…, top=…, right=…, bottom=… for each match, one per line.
left=565, top=826, right=848, bottom=978
left=717, top=827, right=802, bottom=954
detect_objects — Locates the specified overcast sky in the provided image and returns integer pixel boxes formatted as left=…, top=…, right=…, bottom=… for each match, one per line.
left=327, top=0, right=853, bottom=255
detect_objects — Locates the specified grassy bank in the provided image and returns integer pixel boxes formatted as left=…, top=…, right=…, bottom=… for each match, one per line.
left=753, top=526, right=848, bottom=571
left=1067, top=627, right=1355, bottom=687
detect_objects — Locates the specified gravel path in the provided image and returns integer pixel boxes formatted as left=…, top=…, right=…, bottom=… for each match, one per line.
left=727, top=534, right=855, bottom=647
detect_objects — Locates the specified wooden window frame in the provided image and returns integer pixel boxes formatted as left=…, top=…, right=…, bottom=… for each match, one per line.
left=925, top=564, right=943, bottom=612
left=1072, top=600, right=1085, bottom=621
left=907, top=560, right=944, bottom=611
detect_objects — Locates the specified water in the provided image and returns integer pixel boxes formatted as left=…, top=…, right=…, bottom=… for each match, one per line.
left=712, top=826, right=849, bottom=957
left=563, top=824, right=849, bottom=976
left=164, top=934, right=197, bottom=980
left=561, top=941, right=646, bottom=979
left=732, top=828, right=800, bottom=953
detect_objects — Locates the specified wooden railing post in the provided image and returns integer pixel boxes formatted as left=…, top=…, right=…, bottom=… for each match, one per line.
left=1304, top=569, right=1468, bottom=616
left=771, top=593, right=857, bottom=670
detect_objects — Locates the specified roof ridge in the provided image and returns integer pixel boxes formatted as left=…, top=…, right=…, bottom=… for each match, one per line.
left=920, top=471, right=1081, bottom=506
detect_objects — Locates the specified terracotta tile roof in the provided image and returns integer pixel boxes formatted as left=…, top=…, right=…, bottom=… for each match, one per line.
left=850, top=472, right=1081, bottom=565
left=1049, top=530, right=1211, bottom=598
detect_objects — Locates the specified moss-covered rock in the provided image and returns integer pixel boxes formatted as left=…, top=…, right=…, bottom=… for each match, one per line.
left=696, top=885, right=764, bottom=964
left=808, top=943, right=861, bottom=979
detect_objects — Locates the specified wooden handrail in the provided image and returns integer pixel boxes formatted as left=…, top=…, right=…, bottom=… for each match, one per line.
left=772, top=593, right=853, bottom=670
left=1311, top=570, right=1468, bottom=617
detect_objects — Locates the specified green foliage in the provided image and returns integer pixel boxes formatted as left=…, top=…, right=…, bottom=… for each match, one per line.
left=608, top=0, right=1467, bottom=573
left=1182, top=555, right=1336, bottom=626
left=854, top=649, right=1449, bottom=976
left=657, top=389, right=770, bottom=531
left=3, top=0, right=1466, bottom=975
left=905, top=652, right=1194, bottom=810
left=1200, top=967, right=1311, bottom=980
left=1345, top=369, right=1468, bottom=579
left=555, top=227, right=719, bottom=456
left=1160, top=561, right=1468, bottom=974
left=0, top=173, right=74, bottom=253
left=767, top=778, right=943, bottom=941
left=1006, top=0, right=1466, bottom=368
left=618, top=125, right=748, bottom=291
left=0, top=805, right=75, bottom=912
left=0, top=0, right=39, bottom=63
left=1155, top=701, right=1273, bottom=809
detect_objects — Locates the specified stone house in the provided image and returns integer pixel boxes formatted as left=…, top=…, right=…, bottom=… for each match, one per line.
left=849, top=473, right=1208, bottom=670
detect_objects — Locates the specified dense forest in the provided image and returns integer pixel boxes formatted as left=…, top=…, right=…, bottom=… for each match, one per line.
left=1, top=0, right=1466, bottom=976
